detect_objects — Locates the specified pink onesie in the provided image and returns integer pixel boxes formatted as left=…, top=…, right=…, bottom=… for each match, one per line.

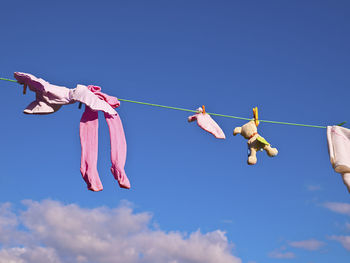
left=80, top=85, right=130, bottom=191
left=188, top=107, right=226, bottom=139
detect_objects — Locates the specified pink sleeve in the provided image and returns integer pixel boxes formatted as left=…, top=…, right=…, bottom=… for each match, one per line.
left=188, top=114, right=198, bottom=122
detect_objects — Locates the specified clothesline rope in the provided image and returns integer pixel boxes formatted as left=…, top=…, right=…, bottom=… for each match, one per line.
left=0, top=77, right=17, bottom=83
left=117, top=98, right=329, bottom=128
left=0, top=77, right=344, bottom=129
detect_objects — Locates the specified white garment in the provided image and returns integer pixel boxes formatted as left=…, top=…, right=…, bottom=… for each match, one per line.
left=327, top=126, right=350, bottom=193
left=14, top=72, right=117, bottom=115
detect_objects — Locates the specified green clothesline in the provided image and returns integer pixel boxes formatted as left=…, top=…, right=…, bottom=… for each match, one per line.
left=0, top=77, right=17, bottom=83
left=0, top=77, right=344, bottom=129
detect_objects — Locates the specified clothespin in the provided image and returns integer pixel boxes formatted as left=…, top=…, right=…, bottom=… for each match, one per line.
left=202, top=105, right=206, bottom=114
left=22, top=84, right=27, bottom=95
left=253, top=107, right=259, bottom=127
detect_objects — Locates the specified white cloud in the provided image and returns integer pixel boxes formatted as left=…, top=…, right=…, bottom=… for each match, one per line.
left=323, top=202, right=350, bottom=216
left=323, top=202, right=350, bottom=251
left=0, top=200, right=241, bottom=263
left=328, top=235, right=350, bottom=251
left=346, top=222, right=350, bottom=230
left=0, top=247, right=60, bottom=263
left=268, top=250, right=295, bottom=259
left=306, top=185, right=322, bottom=191
left=0, top=203, right=29, bottom=246
left=288, top=239, right=325, bottom=251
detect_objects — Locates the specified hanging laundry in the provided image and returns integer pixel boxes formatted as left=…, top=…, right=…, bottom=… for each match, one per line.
left=80, top=85, right=130, bottom=191
left=327, top=126, right=350, bottom=193
left=14, top=72, right=116, bottom=115
left=233, top=107, right=278, bottom=165
left=188, top=106, right=225, bottom=139
left=14, top=72, right=130, bottom=191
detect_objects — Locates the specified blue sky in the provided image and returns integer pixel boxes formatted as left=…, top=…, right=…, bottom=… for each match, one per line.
left=0, top=0, right=349, bottom=262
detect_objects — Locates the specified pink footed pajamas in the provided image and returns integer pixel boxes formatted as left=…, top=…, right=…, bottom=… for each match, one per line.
left=80, top=86, right=130, bottom=191
left=14, top=72, right=116, bottom=115
left=14, top=72, right=130, bottom=191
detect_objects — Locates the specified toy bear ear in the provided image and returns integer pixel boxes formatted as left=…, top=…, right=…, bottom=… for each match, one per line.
left=233, top=127, right=242, bottom=135
left=253, top=107, right=259, bottom=127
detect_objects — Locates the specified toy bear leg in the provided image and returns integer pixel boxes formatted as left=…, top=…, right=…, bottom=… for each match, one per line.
left=264, top=145, right=278, bottom=157
left=342, top=173, right=350, bottom=193
left=248, top=148, right=257, bottom=165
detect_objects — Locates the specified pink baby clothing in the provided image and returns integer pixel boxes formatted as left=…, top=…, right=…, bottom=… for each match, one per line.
left=327, top=126, right=350, bottom=193
left=80, top=85, right=130, bottom=191
left=14, top=72, right=129, bottom=191
left=188, top=107, right=226, bottom=139
left=14, top=72, right=116, bottom=115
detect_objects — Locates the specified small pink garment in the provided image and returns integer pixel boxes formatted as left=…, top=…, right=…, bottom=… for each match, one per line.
left=188, top=107, right=225, bottom=139
left=327, top=126, right=350, bottom=193
left=80, top=85, right=130, bottom=191
left=14, top=72, right=116, bottom=115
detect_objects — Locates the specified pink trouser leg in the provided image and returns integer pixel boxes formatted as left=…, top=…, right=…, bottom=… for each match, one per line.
left=80, top=107, right=103, bottom=191
left=105, top=113, right=130, bottom=189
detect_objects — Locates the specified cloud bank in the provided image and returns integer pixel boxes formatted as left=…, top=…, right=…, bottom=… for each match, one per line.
left=0, top=200, right=241, bottom=263
left=329, top=235, right=350, bottom=251
left=268, top=238, right=325, bottom=259
left=323, top=202, right=350, bottom=216
left=288, top=239, right=325, bottom=251
left=268, top=250, right=295, bottom=259
left=346, top=222, right=350, bottom=230
left=306, top=185, right=322, bottom=191
left=323, top=201, right=350, bottom=251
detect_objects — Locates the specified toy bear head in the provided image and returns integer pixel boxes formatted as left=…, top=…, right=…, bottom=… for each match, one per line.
left=233, top=120, right=257, bottom=139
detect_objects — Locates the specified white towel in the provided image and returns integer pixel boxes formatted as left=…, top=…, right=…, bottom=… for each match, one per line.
left=327, top=126, right=350, bottom=193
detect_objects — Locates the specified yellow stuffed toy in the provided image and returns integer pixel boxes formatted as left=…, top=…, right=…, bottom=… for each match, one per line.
left=233, top=107, right=278, bottom=165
